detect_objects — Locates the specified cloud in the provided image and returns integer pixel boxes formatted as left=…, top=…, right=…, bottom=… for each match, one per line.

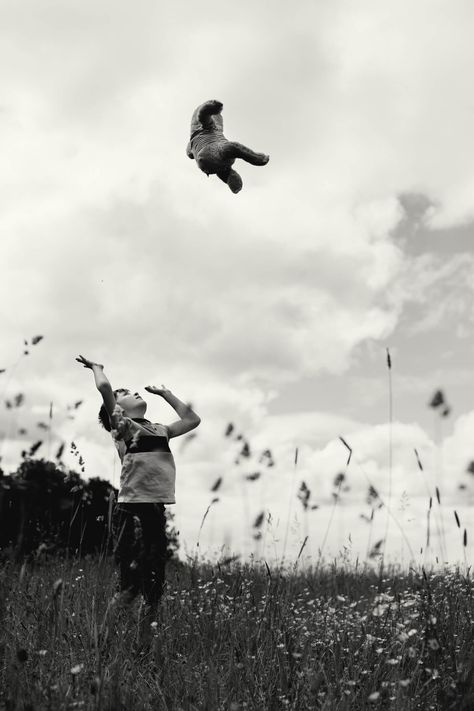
left=2, top=0, right=474, bottom=564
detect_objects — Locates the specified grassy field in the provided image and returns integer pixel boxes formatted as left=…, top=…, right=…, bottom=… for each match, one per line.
left=1, top=554, right=474, bottom=710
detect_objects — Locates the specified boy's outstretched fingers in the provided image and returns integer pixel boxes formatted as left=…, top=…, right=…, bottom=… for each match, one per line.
left=76, top=355, right=103, bottom=369
left=76, top=355, right=90, bottom=368
left=144, top=385, right=170, bottom=396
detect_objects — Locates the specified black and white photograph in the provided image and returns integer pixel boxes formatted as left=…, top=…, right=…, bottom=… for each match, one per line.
left=1, top=1, right=474, bottom=708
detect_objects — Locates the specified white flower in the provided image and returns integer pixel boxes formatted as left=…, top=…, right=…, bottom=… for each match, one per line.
left=70, top=664, right=84, bottom=675
left=368, top=691, right=380, bottom=701
left=374, top=593, right=394, bottom=603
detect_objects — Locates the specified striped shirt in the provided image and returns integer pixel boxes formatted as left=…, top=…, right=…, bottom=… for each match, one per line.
left=111, top=417, right=176, bottom=504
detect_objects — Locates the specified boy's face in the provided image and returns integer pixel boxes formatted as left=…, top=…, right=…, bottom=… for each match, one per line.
left=114, top=388, right=147, bottom=417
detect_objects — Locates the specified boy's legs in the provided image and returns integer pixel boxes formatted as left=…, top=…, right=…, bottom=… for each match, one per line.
left=112, top=504, right=142, bottom=601
left=137, top=503, right=168, bottom=608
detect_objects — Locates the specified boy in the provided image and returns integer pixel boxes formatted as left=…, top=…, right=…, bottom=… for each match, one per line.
left=76, top=355, right=200, bottom=616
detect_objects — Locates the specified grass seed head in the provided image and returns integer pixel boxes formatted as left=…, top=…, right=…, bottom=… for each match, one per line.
left=52, top=578, right=63, bottom=597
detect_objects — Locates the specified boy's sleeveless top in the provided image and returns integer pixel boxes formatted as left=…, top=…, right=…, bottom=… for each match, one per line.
left=111, top=416, right=176, bottom=504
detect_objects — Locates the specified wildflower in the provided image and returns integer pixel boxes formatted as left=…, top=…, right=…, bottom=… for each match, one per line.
left=368, top=691, right=380, bottom=701
left=38, top=650, right=47, bottom=657
left=374, top=593, right=394, bottom=603
left=399, top=679, right=410, bottom=687
left=70, top=664, right=84, bottom=675
left=150, top=621, right=158, bottom=629
left=427, top=639, right=440, bottom=651
left=387, top=658, right=399, bottom=665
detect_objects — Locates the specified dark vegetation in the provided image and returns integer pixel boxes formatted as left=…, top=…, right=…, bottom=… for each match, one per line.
left=0, top=457, right=180, bottom=562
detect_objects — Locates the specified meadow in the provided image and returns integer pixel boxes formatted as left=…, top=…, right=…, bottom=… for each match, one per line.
left=1, top=340, right=474, bottom=709
left=1, top=552, right=474, bottom=711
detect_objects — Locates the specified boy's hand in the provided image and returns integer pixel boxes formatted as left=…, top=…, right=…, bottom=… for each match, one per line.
left=76, top=355, right=103, bottom=370
left=144, top=384, right=172, bottom=397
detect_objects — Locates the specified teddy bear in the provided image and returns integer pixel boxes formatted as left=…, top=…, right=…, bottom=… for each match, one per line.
left=186, top=100, right=269, bottom=193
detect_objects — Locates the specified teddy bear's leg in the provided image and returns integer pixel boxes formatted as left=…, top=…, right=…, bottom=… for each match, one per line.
left=222, top=142, right=269, bottom=166
left=217, top=167, right=243, bottom=194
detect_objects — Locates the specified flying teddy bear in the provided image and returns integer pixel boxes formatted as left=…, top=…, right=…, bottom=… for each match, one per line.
left=186, top=100, right=269, bottom=193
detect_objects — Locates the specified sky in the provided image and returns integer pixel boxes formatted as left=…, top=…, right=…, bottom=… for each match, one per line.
left=2, top=0, right=474, bottom=569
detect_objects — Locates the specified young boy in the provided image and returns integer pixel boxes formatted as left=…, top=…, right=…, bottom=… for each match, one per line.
left=76, top=355, right=200, bottom=615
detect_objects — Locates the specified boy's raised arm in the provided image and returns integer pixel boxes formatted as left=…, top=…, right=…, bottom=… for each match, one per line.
left=145, top=385, right=201, bottom=438
left=76, top=355, right=116, bottom=419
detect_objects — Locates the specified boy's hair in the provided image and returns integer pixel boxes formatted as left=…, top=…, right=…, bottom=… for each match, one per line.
left=98, top=388, right=127, bottom=431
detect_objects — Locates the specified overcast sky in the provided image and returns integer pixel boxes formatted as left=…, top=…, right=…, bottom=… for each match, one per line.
left=2, top=0, right=474, bottom=568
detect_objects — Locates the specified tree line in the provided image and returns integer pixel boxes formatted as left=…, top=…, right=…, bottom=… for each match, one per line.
left=0, top=456, right=180, bottom=560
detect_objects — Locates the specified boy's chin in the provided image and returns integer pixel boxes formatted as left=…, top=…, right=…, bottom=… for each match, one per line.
left=124, top=405, right=147, bottom=418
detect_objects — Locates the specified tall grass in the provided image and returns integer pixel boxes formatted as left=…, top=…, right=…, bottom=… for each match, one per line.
left=1, top=553, right=474, bottom=710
